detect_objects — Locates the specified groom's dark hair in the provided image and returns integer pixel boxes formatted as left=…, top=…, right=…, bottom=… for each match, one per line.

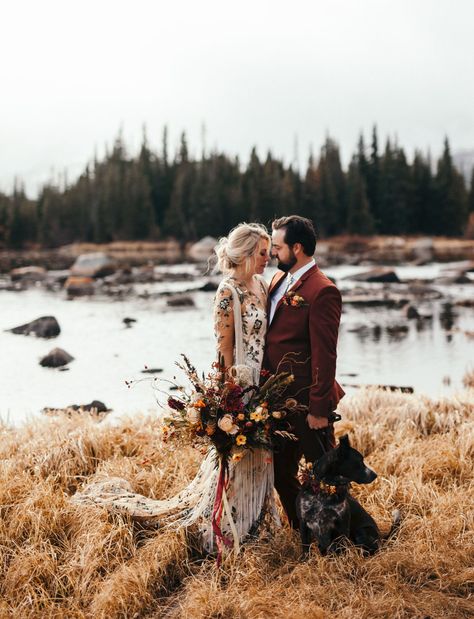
left=272, top=215, right=317, bottom=256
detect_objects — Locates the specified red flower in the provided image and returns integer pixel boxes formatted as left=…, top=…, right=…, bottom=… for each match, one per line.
left=167, top=396, right=185, bottom=411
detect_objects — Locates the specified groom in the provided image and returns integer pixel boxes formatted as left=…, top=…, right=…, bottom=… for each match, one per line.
left=263, top=215, right=345, bottom=528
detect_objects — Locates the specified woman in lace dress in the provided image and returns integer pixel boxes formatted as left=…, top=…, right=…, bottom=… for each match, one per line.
left=72, top=223, right=277, bottom=554
left=207, top=223, right=280, bottom=551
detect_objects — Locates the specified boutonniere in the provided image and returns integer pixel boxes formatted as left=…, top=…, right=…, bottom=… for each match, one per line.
left=282, top=290, right=307, bottom=307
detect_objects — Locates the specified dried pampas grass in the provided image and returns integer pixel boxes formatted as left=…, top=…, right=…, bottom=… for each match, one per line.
left=1, top=389, right=473, bottom=618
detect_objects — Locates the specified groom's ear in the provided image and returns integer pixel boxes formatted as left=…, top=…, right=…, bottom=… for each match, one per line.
left=292, top=242, right=303, bottom=256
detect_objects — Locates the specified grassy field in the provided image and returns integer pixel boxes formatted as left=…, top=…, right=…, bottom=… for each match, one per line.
left=1, top=386, right=473, bottom=618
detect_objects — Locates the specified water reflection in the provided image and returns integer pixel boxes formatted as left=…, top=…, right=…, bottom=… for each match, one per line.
left=415, top=316, right=433, bottom=332
left=385, top=324, right=409, bottom=342
left=372, top=324, right=382, bottom=342
left=347, top=300, right=464, bottom=346
left=439, top=303, right=457, bottom=340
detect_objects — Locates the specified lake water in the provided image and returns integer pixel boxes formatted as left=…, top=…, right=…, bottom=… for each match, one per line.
left=1, top=262, right=472, bottom=425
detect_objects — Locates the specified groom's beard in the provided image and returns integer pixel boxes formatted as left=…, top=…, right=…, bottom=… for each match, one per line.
left=277, top=251, right=297, bottom=273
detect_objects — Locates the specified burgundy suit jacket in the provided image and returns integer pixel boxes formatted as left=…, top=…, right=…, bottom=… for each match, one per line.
left=263, top=264, right=345, bottom=418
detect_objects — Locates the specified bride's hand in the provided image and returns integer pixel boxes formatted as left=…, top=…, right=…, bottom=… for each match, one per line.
left=306, top=414, right=329, bottom=430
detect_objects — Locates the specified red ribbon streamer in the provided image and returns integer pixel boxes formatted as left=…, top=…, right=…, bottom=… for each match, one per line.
left=211, top=456, right=233, bottom=566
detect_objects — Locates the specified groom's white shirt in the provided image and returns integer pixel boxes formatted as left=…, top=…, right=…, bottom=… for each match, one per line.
left=269, top=259, right=315, bottom=324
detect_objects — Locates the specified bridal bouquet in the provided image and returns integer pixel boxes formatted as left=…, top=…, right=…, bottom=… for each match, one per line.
left=154, top=355, right=305, bottom=564
left=160, top=355, right=303, bottom=460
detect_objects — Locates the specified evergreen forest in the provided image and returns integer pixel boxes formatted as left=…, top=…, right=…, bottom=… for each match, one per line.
left=1, top=127, right=472, bottom=248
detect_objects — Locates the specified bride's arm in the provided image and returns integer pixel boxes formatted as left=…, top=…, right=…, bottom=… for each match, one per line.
left=213, top=285, right=234, bottom=369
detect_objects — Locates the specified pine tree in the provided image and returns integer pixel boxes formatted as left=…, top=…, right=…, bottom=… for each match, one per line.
left=317, top=137, right=346, bottom=235
left=260, top=152, right=284, bottom=223
left=301, top=152, right=321, bottom=224
left=411, top=151, right=433, bottom=234
left=242, top=148, right=262, bottom=223
left=469, top=168, right=474, bottom=213
left=366, top=125, right=381, bottom=226
left=434, top=138, right=468, bottom=236
left=346, top=159, right=374, bottom=234
left=163, top=133, right=195, bottom=240
left=0, top=193, right=10, bottom=246
left=378, top=140, right=411, bottom=234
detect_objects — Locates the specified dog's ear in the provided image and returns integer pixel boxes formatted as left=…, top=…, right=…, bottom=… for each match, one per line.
left=313, top=449, right=336, bottom=478
left=313, top=456, right=327, bottom=478
left=338, top=434, right=351, bottom=451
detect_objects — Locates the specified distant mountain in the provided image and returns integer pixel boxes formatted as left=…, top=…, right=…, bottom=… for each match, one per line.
left=453, top=150, right=474, bottom=185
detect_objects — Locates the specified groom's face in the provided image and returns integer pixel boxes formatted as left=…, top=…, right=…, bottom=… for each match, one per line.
left=271, top=229, right=297, bottom=272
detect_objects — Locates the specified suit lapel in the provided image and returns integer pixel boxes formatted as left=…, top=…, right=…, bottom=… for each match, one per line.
left=269, top=272, right=286, bottom=295
left=267, top=272, right=287, bottom=315
left=272, top=264, right=318, bottom=318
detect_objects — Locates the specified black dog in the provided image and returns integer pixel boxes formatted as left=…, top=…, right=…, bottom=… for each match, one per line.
left=296, top=434, right=400, bottom=557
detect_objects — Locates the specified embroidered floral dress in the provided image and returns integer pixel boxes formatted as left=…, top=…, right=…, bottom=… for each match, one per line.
left=214, top=275, right=268, bottom=380
left=72, top=273, right=279, bottom=555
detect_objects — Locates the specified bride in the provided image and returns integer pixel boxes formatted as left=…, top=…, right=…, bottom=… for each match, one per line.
left=72, top=223, right=279, bottom=553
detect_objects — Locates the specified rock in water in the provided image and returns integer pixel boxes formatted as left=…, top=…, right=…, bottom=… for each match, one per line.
left=345, top=268, right=401, bottom=283
left=187, top=236, right=218, bottom=261
left=10, top=266, right=47, bottom=282
left=8, top=316, right=61, bottom=338
left=70, top=252, right=116, bottom=278
left=42, top=400, right=110, bottom=417
left=141, top=367, right=163, bottom=374
left=64, top=276, right=95, bottom=297
left=40, top=348, right=74, bottom=368
left=166, top=295, right=195, bottom=307
left=200, top=280, right=219, bottom=292
left=403, top=304, right=420, bottom=319
left=73, top=400, right=108, bottom=413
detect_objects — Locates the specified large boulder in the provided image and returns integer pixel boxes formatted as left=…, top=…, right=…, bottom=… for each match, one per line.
left=10, top=266, right=47, bottom=282
left=8, top=316, right=60, bottom=338
left=65, top=276, right=95, bottom=297
left=187, top=236, right=218, bottom=262
left=40, top=347, right=74, bottom=368
left=411, top=237, right=434, bottom=264
left=346, top=268, right=401, bottom=284
left=70, top=252, right=116, bottom=278
left=166, top=295, right=195, bottom=307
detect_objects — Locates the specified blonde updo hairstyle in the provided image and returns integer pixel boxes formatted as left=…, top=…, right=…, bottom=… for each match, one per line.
left=215, top=223, right=270, bottom=275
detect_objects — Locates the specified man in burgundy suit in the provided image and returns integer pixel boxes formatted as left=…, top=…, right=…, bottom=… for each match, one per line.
left=263, top=215, right=345, bottom=528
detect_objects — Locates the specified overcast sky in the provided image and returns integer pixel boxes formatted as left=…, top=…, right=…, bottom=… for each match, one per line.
left=1, top=0, right=473, bottom=196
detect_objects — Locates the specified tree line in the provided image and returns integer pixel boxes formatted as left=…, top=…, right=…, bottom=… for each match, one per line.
left=1, top=127, right=473, bottom=249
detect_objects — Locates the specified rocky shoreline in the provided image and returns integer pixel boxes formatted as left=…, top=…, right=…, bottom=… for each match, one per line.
left=1, top=235, right=473, bottom=273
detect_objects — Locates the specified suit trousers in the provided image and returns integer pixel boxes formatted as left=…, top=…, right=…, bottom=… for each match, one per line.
left=273, top=413, right=336, bottom=529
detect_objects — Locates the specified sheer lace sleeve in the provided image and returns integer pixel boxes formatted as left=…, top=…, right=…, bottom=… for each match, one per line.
left=213, top=284, right=234, bottom=368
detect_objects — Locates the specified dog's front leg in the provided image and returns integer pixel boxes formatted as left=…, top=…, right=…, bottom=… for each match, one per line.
left=300, top=520, right=312, bottom=559
left=317, top=528, right=334, bottom=555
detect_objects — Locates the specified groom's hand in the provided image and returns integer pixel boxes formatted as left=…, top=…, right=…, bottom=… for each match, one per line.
left=306, top=414, right=329, bottom=430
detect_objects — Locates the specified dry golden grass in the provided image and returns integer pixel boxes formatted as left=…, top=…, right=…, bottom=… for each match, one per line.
left=463, top=367, right=474, bottom=389
left=1, top=389, right=473, bottom=618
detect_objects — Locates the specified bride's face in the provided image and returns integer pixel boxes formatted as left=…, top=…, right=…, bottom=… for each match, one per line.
left=253, top=238, right=270, bottom=275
